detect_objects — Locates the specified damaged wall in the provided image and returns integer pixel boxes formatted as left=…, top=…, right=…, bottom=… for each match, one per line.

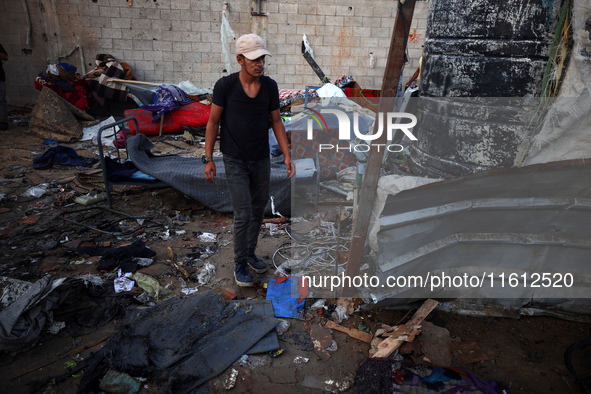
left=0, top=0, right=429, bottom=106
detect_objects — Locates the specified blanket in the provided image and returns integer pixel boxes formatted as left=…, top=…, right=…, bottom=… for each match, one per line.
left=85, top=54, right=128, bottom=102
left=126, top=134, right=292, bottom=216
left=30, top=87, right=94, bottom=143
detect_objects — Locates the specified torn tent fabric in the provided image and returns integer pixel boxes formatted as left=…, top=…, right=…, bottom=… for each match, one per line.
left=265, top=276, right=307, bottom=318
left=0, top=276, right=72, bottom=352
left=140, top=84, right=193, bottom=122
left=33, top=146, right=97, bottom=170
left=85, top=54, right=128, bottom=102
left=0, top=276, right=134, bottom=353
left=63, top=291, right=279, bottom=393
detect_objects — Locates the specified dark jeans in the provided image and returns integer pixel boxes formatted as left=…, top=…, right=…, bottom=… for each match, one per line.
left=223, top=154, right=270, bottom=264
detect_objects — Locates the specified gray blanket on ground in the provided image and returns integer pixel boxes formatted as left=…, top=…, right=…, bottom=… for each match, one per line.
left=127, top=134, right=292, bottom=216
left=68, top=291, right=280, bottom=393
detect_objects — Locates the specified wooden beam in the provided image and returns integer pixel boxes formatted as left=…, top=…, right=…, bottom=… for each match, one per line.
left=373, top=298, right=438, bottom=358
left=325, top=320, right=374, bottom=343
left=343, top=0, right=417, bottom=293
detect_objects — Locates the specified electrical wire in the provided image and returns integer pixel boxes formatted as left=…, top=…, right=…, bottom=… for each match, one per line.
left=272, top=224, right=351, bottom=276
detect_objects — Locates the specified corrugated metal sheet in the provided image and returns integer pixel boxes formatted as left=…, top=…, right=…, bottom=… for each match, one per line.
left=373, top=159, right=591, bottom=312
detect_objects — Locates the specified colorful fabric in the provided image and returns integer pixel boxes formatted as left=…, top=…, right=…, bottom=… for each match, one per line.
left=333, top=75, right=356, bottom=88
left=343, top=88, right=381, bottom=108
left=279, top=88, right=317, bottom=109
left=355, top=359, right=505, bottom=394
left=85, top=54, right=128, bottom=102
left=119, top=62, right=137, bottom=81
left=30, top=87, right=94, bottom=143
left=140, top=84, right=193, bottom=122
left=34, top=63, right=90, bottom=111
left=278, top=76, right=355, bottom=109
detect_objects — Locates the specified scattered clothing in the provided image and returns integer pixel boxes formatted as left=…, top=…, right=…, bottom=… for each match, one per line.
left=34, top=63, right=90, bottom=111
left=33, top=145, right=97, bottom=170
left=74, top=239, right=157, bottom=273
left=355, top=359, right=505, bottom=394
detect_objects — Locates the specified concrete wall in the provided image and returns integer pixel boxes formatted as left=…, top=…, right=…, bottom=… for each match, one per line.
left=0, top=0, right=429, bottom=106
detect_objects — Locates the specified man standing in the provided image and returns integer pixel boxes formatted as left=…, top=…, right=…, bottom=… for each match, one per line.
left=0, top=43, right=8, bottom=130
left=204, top=34, right=294, bottom=287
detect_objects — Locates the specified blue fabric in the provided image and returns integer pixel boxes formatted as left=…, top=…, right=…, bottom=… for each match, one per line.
left=140, top=84, right=193, bottom=123
left=57, top=62, right=77, bottom=73
left=33, top=146, right=97, bottom=170
left=37, top=72, right=74, bottom=92
left=103, top=157, right=159, bottom=183
left=266, top=277, right=306, bottom=318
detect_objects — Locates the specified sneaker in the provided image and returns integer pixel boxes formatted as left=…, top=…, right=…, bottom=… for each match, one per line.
left=234, top=262, right=253, bottom=287
left=247, top=254, right=267, bottom=273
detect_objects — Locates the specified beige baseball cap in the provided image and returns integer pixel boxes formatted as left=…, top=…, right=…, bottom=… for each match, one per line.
left=236, top=34, right=272, bottom=60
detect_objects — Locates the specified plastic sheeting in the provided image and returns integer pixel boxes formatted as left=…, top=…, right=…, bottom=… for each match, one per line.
left=523, top=0, right=591, bottom=165
left=68, top=291, right=279, bottom=393
left=221, top=12, right=236, bottom=74
left=0, top=276, right=70, bottom=352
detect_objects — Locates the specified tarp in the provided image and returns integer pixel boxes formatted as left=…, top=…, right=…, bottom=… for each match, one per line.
left=68, top=291, right=279, bottom=393
left=522, top=0, right=591, bottom=165
left=126, top=133, right=292, bottom=216
left=265, top=277, right=306, bottom=318
left=0, top=276, right=71, bottom=352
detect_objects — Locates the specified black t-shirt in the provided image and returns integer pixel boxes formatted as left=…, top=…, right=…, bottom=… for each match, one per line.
left=0, top=44, right=6, bottom=82
left=212, top=72, right=280, bottom=160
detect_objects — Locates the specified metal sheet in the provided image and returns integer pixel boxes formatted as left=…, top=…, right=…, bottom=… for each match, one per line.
left=373, top=159, right=591, bottom=311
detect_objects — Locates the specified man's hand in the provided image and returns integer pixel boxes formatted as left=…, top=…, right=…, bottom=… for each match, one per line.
left=204, top=161, right=216, bottom=183
left=285, top=157, right=295, bottom=178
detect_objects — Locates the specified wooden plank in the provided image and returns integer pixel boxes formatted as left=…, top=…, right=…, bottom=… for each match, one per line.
left=343, top=0, right=417, bottom=292
left=325, top=320, right=373, bottom=344
left=373, top=299, right=438, bottom=358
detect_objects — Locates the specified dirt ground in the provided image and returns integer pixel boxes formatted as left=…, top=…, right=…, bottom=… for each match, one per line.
left=1, top=109, right=591, bottom=393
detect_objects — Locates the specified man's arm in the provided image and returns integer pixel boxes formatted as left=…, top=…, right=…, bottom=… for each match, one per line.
left=204, top=103, right=223, bottom=183
left=270, top=109, right=295, bottom=178
left=0, top=53, right=7, bottom=62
